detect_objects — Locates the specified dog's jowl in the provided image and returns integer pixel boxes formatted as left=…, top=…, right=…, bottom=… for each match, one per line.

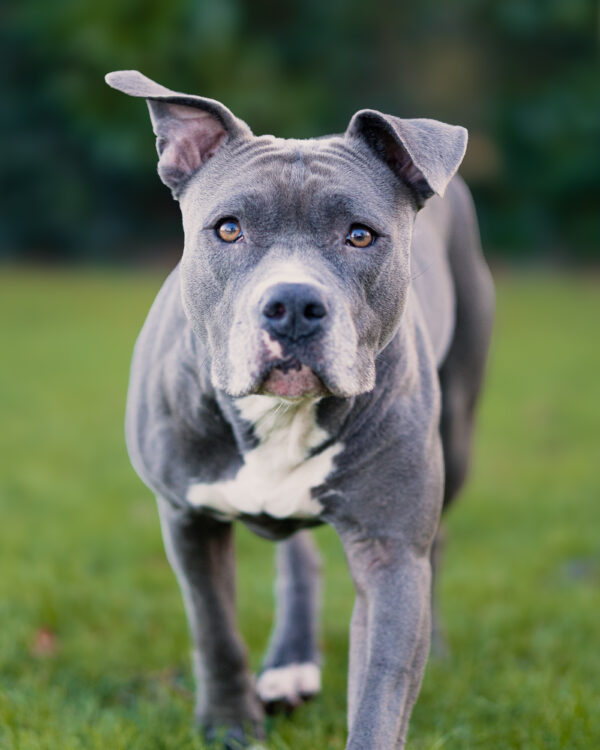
left=106, top=70, right=494, bottom=749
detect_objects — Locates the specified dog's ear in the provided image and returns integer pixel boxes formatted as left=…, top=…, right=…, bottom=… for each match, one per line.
left=346, top=110, right=467, bottom=207
left=105, top=70, right=252, bottom=197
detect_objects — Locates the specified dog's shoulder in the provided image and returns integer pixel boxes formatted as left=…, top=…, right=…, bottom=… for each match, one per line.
left=125, top=265, right=241, bottom=503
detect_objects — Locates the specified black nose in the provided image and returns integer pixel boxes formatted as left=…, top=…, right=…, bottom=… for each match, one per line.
left=260, top=282, right=328, bottom=341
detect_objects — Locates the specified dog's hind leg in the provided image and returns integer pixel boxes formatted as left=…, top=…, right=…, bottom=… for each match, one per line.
left=439, top=177, right=495, bottom=511
left=157, top=497, right=264, bottom=749
left=257, top=530, right=322, bottom=713
left=432, top=176, right=495, bottom=653
left=429, top=525, right=448, bottom=656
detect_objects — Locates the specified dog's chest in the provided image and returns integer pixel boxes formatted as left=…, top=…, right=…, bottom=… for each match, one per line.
left=187, top=396, right=341, bottom=519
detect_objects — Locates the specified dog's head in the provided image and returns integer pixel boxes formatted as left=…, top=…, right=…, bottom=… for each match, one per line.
left=107, top=71, right=467, bottom=399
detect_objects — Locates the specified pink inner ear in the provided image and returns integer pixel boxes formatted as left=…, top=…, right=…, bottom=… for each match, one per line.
left=389, top=140, right=434, bottom=202
left=158, top=104, right=228, bottom=180
left=391, top=141, right=427, bottom=186
left=398, top=158, right=426, bottom=185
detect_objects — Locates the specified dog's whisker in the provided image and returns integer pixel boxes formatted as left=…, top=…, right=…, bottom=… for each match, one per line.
left=410, top=262, right=433, bottom=283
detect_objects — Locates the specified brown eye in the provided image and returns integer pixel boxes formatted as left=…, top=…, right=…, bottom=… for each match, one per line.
left=216, top=218, right=243, bottom=242
left=346, top=224, right=375, bottom=248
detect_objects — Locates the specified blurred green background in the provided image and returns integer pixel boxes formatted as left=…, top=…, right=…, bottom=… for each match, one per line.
left=2, top=0, right=599, bottom=263
left=1, top=271, right=599, bottom=749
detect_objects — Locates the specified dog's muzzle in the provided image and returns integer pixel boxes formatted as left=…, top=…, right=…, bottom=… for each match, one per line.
left=257, top=282, right=329, bottom=398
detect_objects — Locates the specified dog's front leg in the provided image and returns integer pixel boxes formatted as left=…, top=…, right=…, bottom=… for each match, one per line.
left=338, top=529, right=433, bottom=750
left=157, top=497, right=264, bottom=748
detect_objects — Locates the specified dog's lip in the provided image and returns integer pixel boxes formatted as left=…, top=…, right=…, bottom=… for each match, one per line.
left=261, top=356, right=311, bottom=378
left=266, top=356, right=304, bottom=374
left=258, top=358, right=328, bottom=398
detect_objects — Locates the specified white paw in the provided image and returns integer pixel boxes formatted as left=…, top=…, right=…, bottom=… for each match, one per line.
left=256, top=662, right=321, bottom=705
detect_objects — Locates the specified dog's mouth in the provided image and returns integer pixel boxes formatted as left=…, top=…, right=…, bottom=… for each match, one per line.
left=259, top=358, right=327, bottom=399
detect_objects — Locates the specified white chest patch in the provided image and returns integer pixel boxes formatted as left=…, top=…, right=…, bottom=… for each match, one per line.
left=186, top=395, right=342, bottom=519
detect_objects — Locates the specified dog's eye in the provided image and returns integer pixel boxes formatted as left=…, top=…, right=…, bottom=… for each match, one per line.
left=346, top=224, right=376, bottom=248
left=216, top=218, right=243, bottom=242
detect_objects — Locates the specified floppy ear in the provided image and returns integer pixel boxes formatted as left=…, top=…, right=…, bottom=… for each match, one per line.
left=105, top=70, right=252, bottom=197
left=346, top=110, right=468, bottom=207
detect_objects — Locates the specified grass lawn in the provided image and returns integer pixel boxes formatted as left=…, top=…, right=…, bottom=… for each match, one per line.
left=0, top=268, right=598, bottom=749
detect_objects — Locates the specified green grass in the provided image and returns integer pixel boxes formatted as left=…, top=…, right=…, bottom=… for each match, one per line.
left=0, top=268, right=598, bottom=749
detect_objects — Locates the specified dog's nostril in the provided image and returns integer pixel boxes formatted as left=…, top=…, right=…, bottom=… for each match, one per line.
left=260, top=282, right=327, bottom=341
left=304, top=302, right=327, bottom=319
left=264, top=301, right=287, bottom=319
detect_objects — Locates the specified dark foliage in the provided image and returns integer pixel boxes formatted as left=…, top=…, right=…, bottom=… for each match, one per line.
left=2, top=0, right=598, bottom=261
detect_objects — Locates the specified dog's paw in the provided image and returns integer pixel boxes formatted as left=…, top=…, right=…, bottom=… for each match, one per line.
left=256, top=662, right=321, bottom=714
left=202, top=720, right=265, bottom=749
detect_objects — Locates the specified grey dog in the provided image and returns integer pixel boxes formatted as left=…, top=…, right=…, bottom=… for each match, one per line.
left=106, top=70, right=494, bottom=749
